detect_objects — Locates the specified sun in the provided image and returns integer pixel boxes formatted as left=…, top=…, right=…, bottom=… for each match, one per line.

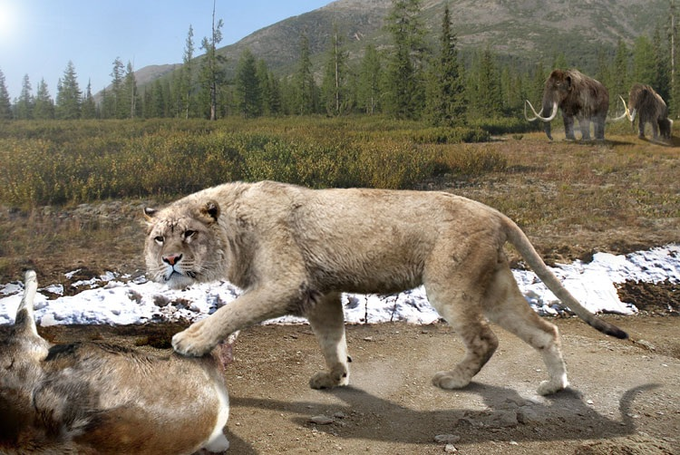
left=0, top=1, right=18, bottom=41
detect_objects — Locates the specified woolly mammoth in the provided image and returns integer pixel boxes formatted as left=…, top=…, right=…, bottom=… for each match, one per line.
left=616, top=83, right=672, bottom=141
left=525, top=69, right=609, bottom=140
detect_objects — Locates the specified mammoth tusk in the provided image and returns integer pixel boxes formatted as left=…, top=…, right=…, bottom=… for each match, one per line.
left=611, top=95, right=633, bottom=121
left=524, top=100, right=543, bottom=121
left=525, top=100, right=558, bottom=122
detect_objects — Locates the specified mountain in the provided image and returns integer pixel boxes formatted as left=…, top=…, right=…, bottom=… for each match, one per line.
left=137, top=0, right=669, bottom=89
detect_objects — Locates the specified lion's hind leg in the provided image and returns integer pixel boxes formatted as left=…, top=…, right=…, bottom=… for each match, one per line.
left=484, top=261, right=568, bottom=395
left=427, top=284, right=500, bottom=391
left=305, top=292, right=350, bottom=389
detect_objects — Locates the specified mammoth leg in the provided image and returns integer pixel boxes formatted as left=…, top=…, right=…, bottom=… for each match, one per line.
left=651, top=117, right=660, bottom=140
left=594, top=114, right=606, bottom=140
left=578, top=116, right=592, bottom=140
left=306, top=292, right=350, bottom=389
left=638, top=115, right=647, bottom=139
left=563, top=115, right=577, bottom=140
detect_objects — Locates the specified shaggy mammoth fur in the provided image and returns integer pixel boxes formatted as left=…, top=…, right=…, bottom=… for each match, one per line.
left=619, top=83, right=672, bottom=141
left=525, top=69, right=609, bottom=140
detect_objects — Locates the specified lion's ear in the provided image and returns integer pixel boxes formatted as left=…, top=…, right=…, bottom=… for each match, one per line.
left=143, top=207, right=157, bottom=221
left=199, top=200, right=221, bottom=224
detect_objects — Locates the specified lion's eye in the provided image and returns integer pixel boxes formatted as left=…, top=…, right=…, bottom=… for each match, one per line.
left=154, top=236, right=164, bottom=245
left=184, top=230, right=196, bottom=241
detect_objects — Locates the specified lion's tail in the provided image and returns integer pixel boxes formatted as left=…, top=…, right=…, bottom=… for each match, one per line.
left=503, top=217, right=628, bottom=340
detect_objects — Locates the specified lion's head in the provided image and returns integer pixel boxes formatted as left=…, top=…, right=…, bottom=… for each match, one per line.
left=144, top=200, right=227, bottom=289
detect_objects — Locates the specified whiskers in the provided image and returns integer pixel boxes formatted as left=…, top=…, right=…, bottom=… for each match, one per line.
left=147, top=259, right=204, bottom=284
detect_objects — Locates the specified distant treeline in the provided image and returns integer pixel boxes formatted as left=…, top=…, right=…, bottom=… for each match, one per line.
left=0, top=1, right=678, bottom=124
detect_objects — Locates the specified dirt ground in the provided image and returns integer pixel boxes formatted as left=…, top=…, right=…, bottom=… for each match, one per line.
left=28, top=315, right=679, bottom=455
left=1, top=133, right=678, bottom=453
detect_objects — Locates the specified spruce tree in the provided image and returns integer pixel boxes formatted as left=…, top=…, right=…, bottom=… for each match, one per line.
left=34, top=78, right=55, bottom=120
left=321, top=25, right=350, bottom=116
left=81, top=81, right=97, bottom=119
left=199, top=1, right=225, bottom=120
left=15, top=74, right=34, bottom=120
left=235, top=48, right=262, bottom=117
left=107, top=57, right=125, bottom=118
left=424, top=4, right=465, bottom=126
left=652, top=25, right=670, bottom=101
left=56, top=61, right=82, bottom=119
left=295, top=33, right=318, bottom=115
left=384, top=0, right=426, bottom=119
left=123, top=61, right=140, bottom=118
left=467, top=47, right=502, bottom=119
left=180, top=25, right=195, bottom=118
left=357, top=45, right=382, bottom=115
left=632, top=36, right=656, bottom=87
left=612, top=39, right=629, bottom=101
left=0, top=68, right=11, bottom=119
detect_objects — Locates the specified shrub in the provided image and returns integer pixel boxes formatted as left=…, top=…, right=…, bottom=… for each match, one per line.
left=0, top=118, right=504, bottom=206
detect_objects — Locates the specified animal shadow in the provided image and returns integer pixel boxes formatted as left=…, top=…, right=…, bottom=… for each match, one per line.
left=230, top=382, right=657, bottom=446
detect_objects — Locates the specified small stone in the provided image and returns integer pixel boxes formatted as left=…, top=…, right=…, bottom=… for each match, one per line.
left=434, top=434, right=461, bottom=444
left=444, top=443, right=458, bottom=453
left=636, top=339, right=656, bottom=351
left=309, top=415, right=334, bottom=425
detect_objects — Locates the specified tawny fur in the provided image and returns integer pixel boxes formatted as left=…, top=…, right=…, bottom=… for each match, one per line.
left=0, top=271, right=230, bottom=455
left=144, top=181, right=628, bottom=396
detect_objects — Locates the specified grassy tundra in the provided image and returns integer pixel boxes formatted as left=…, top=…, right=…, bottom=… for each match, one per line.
left=0, top=116, right=677, bottom=284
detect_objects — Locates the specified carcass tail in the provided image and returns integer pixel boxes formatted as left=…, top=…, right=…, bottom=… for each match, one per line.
left=16, top=270, right=40, bottom=337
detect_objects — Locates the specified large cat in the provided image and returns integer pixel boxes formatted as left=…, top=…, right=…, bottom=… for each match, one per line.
left=144, top=180, right=628, bottom=396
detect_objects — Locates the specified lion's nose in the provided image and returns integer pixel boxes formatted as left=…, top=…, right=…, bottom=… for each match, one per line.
left=163, top=254, right=183, bottom=266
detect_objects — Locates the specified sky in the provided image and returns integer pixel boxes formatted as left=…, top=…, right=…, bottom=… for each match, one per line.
left=0, top=0, right=333, bottom=100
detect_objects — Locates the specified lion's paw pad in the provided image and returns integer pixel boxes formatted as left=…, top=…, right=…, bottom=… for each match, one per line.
left=172, top=331, right=212, bottom=357
left=309, top=371, right=348, bottom=389
left=537, top=379, right=568, bottom=396
left=431, top=371, right=471, bottom=390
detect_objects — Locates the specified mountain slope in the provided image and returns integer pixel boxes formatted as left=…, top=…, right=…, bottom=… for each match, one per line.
left=139, top=0, right=669, bottom=89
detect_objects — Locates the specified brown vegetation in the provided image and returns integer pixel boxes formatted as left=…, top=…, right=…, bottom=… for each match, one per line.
left=0, top=118, right=678, bottom=285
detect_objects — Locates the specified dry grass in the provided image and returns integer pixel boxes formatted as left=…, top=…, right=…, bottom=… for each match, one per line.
left=0, top=127, right=678, bottom=283
left=443, top=132, right=679, bottom=264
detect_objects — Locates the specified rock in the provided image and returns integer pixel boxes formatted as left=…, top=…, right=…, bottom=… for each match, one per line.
left=309, top=415, right=334, bottom=425
left=434, top=434, right=461, bottom=444
left=484, top=410, right=518, bottom=428
left=517, top=406, right=543, bottom=425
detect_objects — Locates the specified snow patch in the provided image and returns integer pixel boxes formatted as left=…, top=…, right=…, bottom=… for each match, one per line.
left=0, top=245, right=677, bottom=327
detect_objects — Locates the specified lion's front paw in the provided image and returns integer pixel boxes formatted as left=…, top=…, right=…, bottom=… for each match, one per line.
left=431, top=370, right=471, bottom=390
left=309, top=366, right=349, bottom=390
left=536, top=378, right=569, bottom=396
left=172, top=321, right=216, bottom=357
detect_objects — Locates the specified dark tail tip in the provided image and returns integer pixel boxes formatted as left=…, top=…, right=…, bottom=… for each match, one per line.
left=609, top=327, right=629, bottom=340
left=593, top=320, right=629, bottom=340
